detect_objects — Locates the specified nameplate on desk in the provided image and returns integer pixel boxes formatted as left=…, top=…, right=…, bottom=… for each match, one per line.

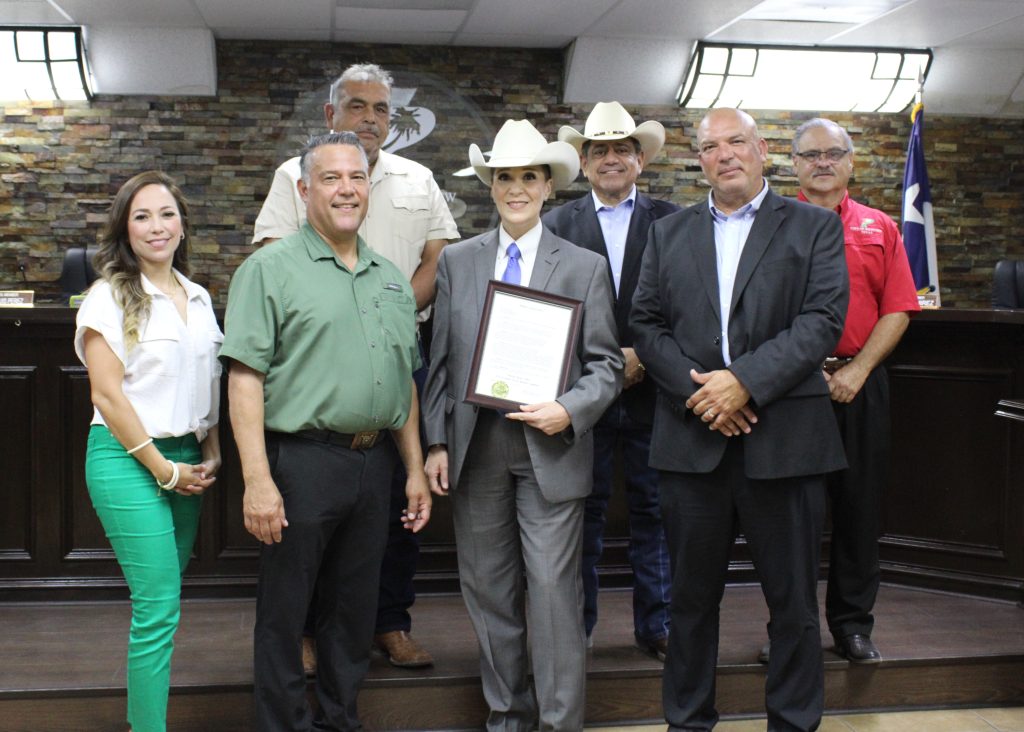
left=0, top=290, right=34, bottom=308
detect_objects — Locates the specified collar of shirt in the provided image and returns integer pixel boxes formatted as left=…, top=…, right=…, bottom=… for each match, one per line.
left=496, top=220, right=543, bottom=286
left=707, top=178, right=770, bottom=222
left=797, top=188, right=850, bottom=216
left=299, top=223, right=377, bottom=274
left=590, top=186, right=636, bottom=216
left=140, top=269, right=204, bottom=303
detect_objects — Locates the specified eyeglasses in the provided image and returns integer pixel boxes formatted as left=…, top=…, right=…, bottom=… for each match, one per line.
left=793, top=148, right=849, bottom=163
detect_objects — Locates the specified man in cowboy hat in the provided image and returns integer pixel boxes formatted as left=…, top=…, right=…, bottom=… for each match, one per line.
left=543, top=101, right=680, bottom=661
left=423, top=119, right=623, bottom=731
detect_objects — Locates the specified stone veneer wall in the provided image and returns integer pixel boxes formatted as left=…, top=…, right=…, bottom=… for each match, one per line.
left=1, top=40, right=1022, bottom=308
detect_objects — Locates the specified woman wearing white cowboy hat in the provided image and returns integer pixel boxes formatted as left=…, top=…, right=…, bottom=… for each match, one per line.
left=423, top=119, right=623, bottom=731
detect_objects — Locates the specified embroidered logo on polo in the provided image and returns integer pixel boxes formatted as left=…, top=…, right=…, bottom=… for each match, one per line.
left=851, top=218, right=883, bottom=235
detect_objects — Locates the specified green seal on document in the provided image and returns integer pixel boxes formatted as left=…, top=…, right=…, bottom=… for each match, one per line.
left=491, top=380, right=510, bottom=398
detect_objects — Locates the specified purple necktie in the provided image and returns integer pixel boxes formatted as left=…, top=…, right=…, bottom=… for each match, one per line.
left=502, top=242, right=521, bottom=285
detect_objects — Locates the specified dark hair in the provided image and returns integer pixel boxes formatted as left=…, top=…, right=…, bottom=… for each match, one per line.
left=93, top=171, right=191, bottom=347
left=299, top=131, right=369, bottom=184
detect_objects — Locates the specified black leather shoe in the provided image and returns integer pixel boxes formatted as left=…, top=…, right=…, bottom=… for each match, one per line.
left=835, top=634, right=882, bottom=664
left=636, top=636, right=668, bottom=662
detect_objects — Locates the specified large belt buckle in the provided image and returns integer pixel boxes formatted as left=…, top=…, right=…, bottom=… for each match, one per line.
left=351, top=430, right=379, bottom=450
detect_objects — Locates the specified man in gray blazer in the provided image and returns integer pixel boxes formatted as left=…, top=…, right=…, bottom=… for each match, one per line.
left=423, top=120, right=623, bottom=731
left=631, top=108, right=849, bottom=732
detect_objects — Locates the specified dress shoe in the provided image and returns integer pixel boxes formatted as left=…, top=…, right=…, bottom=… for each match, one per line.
left=835, top=633, right=882, bottom=664
left=636, top=636, right=668, bottom=663
left=302, top=635, right=317, bottom=677
left=373, top=630, right=434, bottom=668
left=757, top=642, right=770, bottom=664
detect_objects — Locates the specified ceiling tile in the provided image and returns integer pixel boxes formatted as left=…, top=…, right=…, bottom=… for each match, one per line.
left=195, top=0, right=329, bottom=28
left=585, top=0, right=762, bottom=39
left=943, top=14, right=1024, bottom=49
left=827, top=0, right=1024, bottom=47
left=462, top=0, right=616, bottom=36
left=48, top=0, right=206, bottom=26
left=334, top=7, right=465, bottom=33
left=0, top=0, right=69, bottom=24
left=709, top=19, right=858, bottom=44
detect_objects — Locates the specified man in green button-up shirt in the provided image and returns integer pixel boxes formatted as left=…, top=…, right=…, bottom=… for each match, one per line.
left=221, top=131, right=430, bottom=732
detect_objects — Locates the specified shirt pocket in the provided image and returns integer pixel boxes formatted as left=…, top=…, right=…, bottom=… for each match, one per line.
left=847, top=242, right=886, bottom=299
left=135, top=320, right=182, bottom=377
left=390, top=194, right=431, bottom=215
left=376, top=290, right=418, bottom=366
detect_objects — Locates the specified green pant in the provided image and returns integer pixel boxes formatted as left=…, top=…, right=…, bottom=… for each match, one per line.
left=85, top=426, right=203, bottom=732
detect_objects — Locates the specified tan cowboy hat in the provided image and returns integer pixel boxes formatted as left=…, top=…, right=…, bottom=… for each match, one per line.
left=469, top=119, right=580, bottom=190
left=558, top=101, right=665, bottom=160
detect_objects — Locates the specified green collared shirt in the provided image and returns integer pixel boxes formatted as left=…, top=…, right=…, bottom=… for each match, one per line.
left=220, top=223, right=419, bottom=433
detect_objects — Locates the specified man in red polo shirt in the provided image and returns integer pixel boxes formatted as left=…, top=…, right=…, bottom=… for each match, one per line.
left=786, top=117, right=920, bottom=664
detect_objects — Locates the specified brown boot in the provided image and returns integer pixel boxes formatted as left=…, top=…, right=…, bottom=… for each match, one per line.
left=373, top=630, right=434, bottom=668
left=302, top=635, right=317, bottom=676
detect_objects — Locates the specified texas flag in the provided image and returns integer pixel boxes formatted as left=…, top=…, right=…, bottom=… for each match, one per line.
left=902, top=102, right=941, bottom=305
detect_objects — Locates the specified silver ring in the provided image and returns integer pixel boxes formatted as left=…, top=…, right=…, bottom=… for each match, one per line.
left=707, top=410, right=715, bottom=419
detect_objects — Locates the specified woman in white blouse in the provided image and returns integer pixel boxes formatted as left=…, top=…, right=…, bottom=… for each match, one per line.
left=74, top=171, right=222, bottom=732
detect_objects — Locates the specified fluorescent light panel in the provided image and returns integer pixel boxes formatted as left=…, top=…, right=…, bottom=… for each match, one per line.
left=0, top=26, right=93, bottom=101
left=679, top=41, right=931, bottom=113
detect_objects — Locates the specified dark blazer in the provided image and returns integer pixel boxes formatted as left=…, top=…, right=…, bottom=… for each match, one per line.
left=422, top=226, right=624, bottom=501
left=631, top=188, right=849, bottom=480
left=543, top=192, right=680, bottom=424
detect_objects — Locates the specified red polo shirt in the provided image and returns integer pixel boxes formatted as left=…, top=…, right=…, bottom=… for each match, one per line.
left=800, top=191, right=920, bottom=357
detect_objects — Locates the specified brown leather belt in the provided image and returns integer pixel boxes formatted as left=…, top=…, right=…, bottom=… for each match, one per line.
left=822, top=357, right=853, bottom=375
left=292, top=428, right=382, bottom=450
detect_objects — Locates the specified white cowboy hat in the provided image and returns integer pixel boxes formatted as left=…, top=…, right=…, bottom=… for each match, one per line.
left=558, top=101, right=665, bottom=160
left=452, top=151, right=489, bottom=177
left=469, top=119, right=580, bottom=190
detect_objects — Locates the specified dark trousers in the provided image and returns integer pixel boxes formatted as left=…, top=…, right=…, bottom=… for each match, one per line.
left=255, top=432, right=396, bottom=732
left=585, top=398, right=671, bottom=642
left=661, top=440, right=826, bottom=732
left=304, top=345, right=428, bottom=638
left=826, top=366, right=889, bottom=641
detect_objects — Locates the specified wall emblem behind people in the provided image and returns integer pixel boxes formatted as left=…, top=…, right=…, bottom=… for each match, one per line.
left=383, top=87, right=436, bottom=153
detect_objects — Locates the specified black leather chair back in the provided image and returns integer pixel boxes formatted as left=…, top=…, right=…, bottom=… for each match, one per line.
left=992, top=259, right=1024, bottom=309
left=59, top=246, right=99, bottom=299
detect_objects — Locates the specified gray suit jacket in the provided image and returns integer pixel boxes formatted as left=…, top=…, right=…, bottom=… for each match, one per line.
left=631, top=188, right=849, bottom=479
left=423, top=226, right=624, bottom=502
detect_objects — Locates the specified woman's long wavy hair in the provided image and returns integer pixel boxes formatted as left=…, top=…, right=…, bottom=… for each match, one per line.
left=92, top=171, right=192, bottom=349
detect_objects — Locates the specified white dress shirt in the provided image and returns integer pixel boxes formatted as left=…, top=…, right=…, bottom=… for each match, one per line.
left=592, top=186, right=636, bottom=295
left=75, top=272, right=223, bottom=441
left=708, top=180, right=770, bottom=365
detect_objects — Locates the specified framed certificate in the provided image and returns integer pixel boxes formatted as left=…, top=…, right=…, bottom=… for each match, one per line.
left=465, top=280, right=583, bottom=411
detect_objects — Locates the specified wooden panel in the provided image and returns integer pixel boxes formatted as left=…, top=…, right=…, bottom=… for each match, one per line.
left=59, top=366, right=113, bottom=562
left=886, top=365, right=1011, bottom=553
left=3, top=307, right=1024, bottom=600
left=881, top=310, right=1024, bottom=599
left=0, top=367, right=35, bottom=560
